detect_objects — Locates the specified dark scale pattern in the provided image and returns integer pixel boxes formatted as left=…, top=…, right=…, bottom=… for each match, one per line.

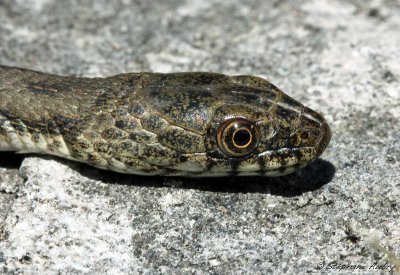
left=129, top=130, right=156, bottom=143
left=158, top=126, right=204, bottom=153
left=115, top=117, right=139, bottom=131
left=274, top=105, right=299, bottom=127
left=127, top=102, right=145, bottom=117
left=93, top=140, right=110, bottom=155
left=140, top=113, right=169, bottom=134
left=0, top=66, right=331, bottom=176
left=139, top=85, right=215, bottom=133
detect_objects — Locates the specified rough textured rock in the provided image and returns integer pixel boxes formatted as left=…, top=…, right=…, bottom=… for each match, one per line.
left=0, top=0, right=399, bottom=273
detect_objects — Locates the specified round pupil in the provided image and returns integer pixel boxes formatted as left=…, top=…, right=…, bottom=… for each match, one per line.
left=233, top=129, right=251, bottom=147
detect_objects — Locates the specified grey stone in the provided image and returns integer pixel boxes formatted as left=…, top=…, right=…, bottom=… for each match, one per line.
left=0, top=0, right=399, bottom=273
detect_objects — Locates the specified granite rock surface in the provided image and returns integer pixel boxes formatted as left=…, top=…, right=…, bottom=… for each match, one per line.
left=0, top=0, right=399, bottom=273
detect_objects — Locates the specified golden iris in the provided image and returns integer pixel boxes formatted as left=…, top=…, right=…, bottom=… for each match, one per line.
left=217, top=118, right=259, bottom=157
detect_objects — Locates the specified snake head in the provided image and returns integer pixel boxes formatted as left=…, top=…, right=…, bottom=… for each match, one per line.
left=137, top=72, right=330, bottom=176
left=202, top=75, right=331, bottom=176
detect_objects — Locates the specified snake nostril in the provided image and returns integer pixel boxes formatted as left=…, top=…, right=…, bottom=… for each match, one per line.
left=300, top=131, right=309, bottom=140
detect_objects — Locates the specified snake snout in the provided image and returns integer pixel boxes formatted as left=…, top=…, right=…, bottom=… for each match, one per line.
left=315, top=116, right=331, bottom=157
left=298, top=107, right=331, bottom=157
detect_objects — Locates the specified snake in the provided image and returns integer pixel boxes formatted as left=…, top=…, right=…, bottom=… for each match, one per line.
left=0, top=65, right=331, bottom=177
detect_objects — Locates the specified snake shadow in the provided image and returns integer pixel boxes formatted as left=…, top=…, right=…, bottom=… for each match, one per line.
left=77, top=158, right=336, bottom=197
left=0, top=152, right=24, bottom=169
left=0, top=151, right=335, bottom=197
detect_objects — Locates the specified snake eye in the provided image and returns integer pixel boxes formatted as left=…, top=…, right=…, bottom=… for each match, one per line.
left=217, top=118, right=259, bottom=157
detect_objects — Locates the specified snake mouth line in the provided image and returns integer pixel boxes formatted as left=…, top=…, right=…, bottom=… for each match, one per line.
left=257, top=146, right=316, bottom=166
